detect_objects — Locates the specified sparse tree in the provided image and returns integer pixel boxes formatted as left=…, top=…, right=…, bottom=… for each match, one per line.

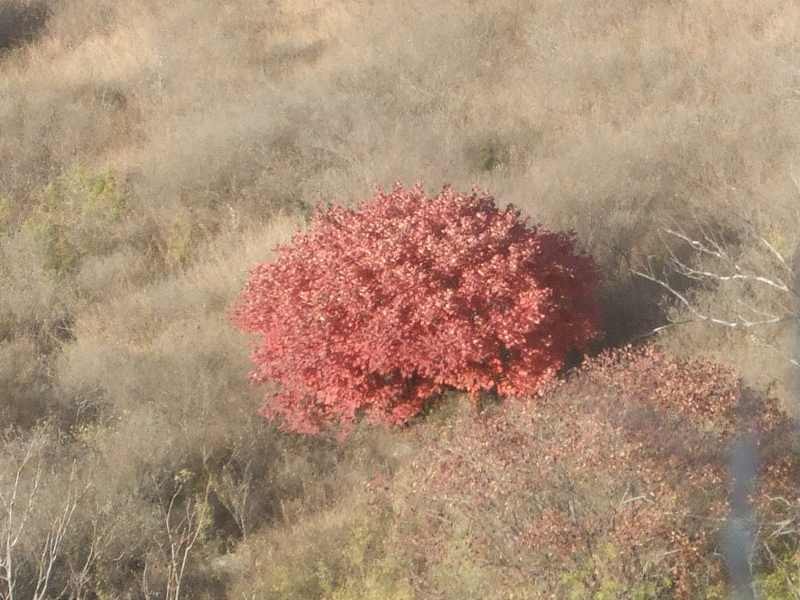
left=633, top=217, right=799, bottom=372
left=0, top=431, right=82, bottom=600
left=212, top=461, right=253, bottom=541
left=142, top=472, right=210, bottom=600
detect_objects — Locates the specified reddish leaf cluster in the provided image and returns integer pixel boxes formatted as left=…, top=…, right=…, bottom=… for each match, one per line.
left=396, top=346, right=799, bottom=597
left=233, top=184, right=600, bottom=433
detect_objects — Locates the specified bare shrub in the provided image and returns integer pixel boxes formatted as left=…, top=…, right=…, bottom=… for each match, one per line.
left=0, top=427, right=83, bottom=600
left=0, top=338, right=52, bottom=429
left=635, top=212, right=800, bottom=407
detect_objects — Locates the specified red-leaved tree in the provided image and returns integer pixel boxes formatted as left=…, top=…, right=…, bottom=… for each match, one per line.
left=232, top=184, right=600, bottom=433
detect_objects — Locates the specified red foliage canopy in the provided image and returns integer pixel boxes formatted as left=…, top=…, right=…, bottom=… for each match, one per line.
left=233, top=184, right=600, bottom=433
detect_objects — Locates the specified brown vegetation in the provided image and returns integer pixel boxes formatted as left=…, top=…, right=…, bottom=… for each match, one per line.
left=392, top=347, right=799, bottom=598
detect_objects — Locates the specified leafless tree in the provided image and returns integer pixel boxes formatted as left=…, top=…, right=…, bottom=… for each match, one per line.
left=142, top=473, right=210, bottom=600
left=633, top=217, right=799, bottom=370
left=63, top=517, right=113, bottom=600
left=0, top=432, right=81, bottom=600
left=212, top=461, right=253, bottom=542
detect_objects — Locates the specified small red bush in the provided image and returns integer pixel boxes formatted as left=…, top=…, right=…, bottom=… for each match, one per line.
left=233, top=184, right=600, bottom=433
left=396, top=345, right=799, bottom=597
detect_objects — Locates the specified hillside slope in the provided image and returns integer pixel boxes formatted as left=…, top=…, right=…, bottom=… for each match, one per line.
left=1, top=1, right=799, bottom=598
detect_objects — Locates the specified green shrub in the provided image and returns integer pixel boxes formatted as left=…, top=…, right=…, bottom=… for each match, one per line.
left=22, top=166, right=128, bottom=276
left=757, top=555, right=800, bottom=599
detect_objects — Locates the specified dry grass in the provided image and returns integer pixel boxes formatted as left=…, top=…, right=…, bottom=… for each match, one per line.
left=2, top=0, right=798, bottom=348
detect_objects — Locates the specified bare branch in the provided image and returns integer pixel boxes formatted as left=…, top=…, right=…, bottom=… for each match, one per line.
left=662, top=228, right=792, bottom=293
left=213, top=461, right=253, bottom=541
left=758, top=234, right=794, bottom=275
left=634, top=215, right=800, bottom=373
left=0, top=435, right=81, bottom=600
left=632, top=268, right=791, bottom=330
left=153, top=474, right=210, bottom=600
left=32, top=462, right=79, bottom=600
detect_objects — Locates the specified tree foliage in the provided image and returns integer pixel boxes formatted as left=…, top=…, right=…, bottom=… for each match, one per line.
left=233, top=184, right=600, bottom=433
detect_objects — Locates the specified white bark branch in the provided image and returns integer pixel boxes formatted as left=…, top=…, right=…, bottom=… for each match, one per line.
left=634, top=220, right=800, bottom=369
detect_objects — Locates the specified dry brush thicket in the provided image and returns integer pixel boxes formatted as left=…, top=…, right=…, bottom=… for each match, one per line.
left=391, top=347, right=800, bottom=598
left=1, top=0, right=800, bottom=598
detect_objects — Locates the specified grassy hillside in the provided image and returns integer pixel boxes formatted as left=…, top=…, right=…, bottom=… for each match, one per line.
left=1, top=0, right=799, bottom=597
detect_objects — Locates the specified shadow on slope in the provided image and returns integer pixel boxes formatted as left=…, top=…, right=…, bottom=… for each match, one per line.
left=0, top=0, right=50, bottom=52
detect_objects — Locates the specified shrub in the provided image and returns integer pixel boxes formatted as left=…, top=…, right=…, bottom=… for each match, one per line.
left=233, top=184, right=600, bottom=433
left=0, top=337, right=53, bottom=429
left=0, top=195, right=10, bottom=233
left=22, top=166, right=128, bottom=276
left=227, top=486, right=412, bottom=600
left=392, top=345, right=800, bottom=598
